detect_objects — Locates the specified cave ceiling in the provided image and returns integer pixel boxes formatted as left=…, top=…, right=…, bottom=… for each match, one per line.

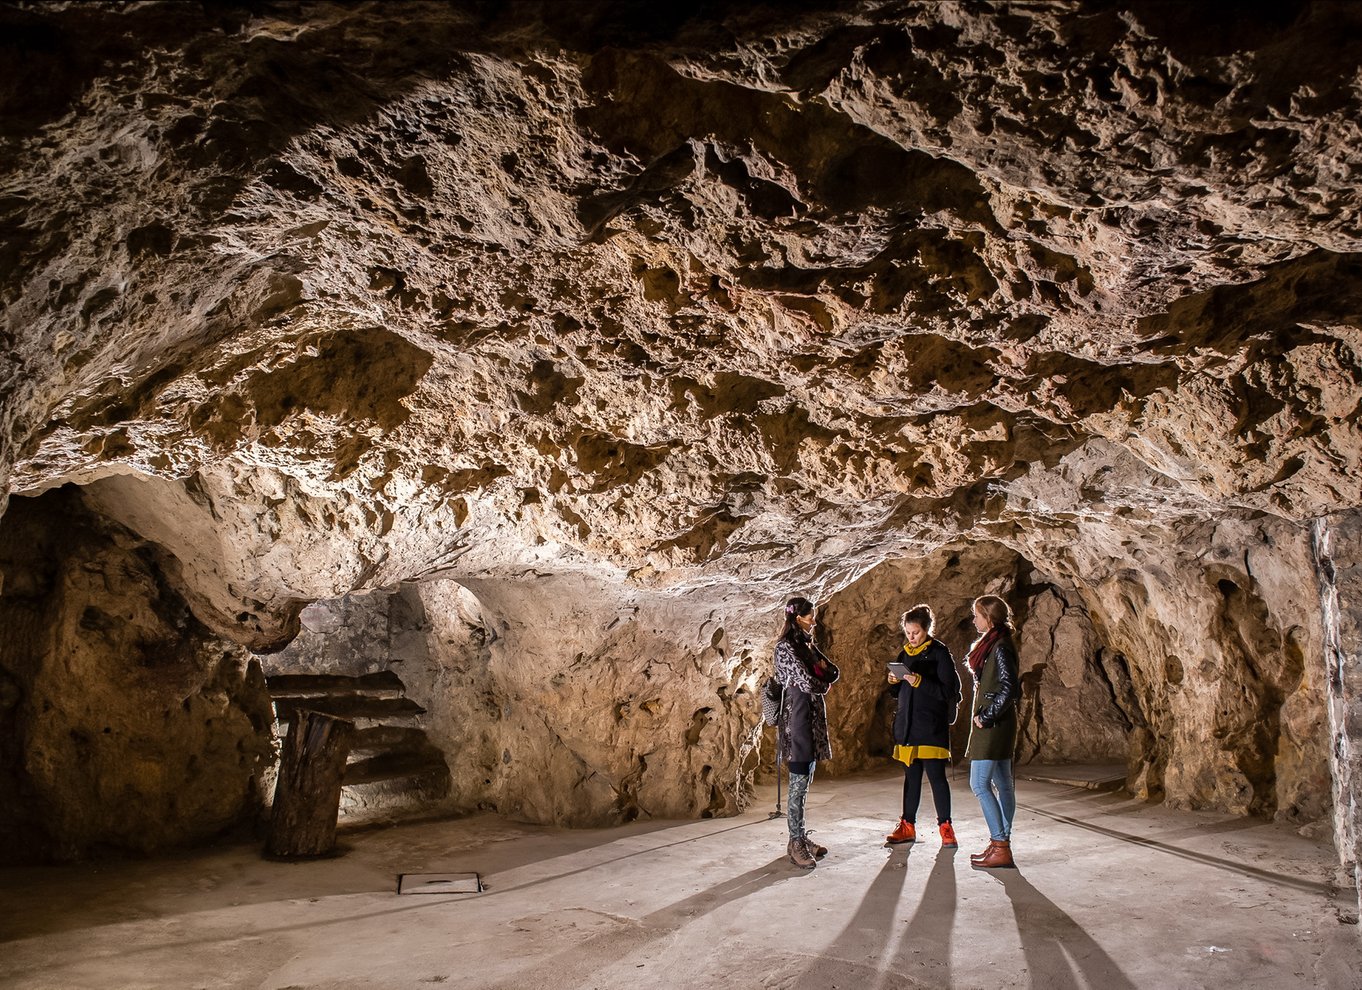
left=2, top=0, right=1361, bottom=641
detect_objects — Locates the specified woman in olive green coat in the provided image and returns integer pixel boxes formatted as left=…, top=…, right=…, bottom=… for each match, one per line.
left=964, top=595, right=1020, bottom=868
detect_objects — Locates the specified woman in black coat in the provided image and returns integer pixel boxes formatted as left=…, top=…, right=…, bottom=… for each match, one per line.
left=774, top=596, right=840, bottom=870
left=885, top=603, right=961, bottom=847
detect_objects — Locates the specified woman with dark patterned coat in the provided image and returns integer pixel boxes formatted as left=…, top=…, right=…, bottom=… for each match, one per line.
left=884, top=603, right=961, bottom=848
left=965, top=594, right=1021, bottom=869
left=773, top=596, right=840, bottom=870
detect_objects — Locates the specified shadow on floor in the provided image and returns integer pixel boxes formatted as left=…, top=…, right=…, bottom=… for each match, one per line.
left=479, top=855, right=799, bottom=989
left=791, top=844, right=913, bottom=990
left=995, top=868, right=1137, bottom=990
left=893, top=844, right=957, bottom=985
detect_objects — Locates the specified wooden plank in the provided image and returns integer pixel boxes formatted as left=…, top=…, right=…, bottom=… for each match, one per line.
left=271, top=695, right=425, bottom=722
left=264, top=670, right=406, bottom=698
left=265, top=710, right=355, bottom=858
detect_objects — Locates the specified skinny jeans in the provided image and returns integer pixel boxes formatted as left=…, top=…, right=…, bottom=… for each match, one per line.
left=969, top=758, right=1015, bottom=841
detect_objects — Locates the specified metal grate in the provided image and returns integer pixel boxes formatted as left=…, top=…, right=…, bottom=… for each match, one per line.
left=397, top=872, right=483, bottom=895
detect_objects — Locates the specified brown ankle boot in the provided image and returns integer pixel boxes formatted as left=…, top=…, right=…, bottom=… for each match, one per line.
left=970, top=841, right=998, bottom=862
left=974, top=840, right=1014, bottom=869
left=788, top=837, right=816, bottom=870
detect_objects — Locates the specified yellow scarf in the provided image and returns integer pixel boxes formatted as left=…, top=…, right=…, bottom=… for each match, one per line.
left=902, top=638, right=932, bottom=657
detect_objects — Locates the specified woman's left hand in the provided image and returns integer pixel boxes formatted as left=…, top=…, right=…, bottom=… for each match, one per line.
left=973, top=714, right=985, bottom=728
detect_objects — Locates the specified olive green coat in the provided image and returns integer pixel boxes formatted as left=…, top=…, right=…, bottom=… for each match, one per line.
left=965, top=632, right=1020, bottom=761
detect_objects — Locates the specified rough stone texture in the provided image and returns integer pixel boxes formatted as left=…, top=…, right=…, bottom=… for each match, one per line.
left=1315, top=511, right=1362, bottom=921
left=0, top=489, right=275, bottom=862
left=266, top=576, right=762, bottom=827
left=1013, top=584, right=1130, bottom=766
left=0, top=0, right=1358, bottom=885
left=815, top=541, right=1131, bottom=770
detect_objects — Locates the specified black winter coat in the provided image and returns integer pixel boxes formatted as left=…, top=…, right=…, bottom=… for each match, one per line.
left=888, top=639, right=960, bottom=750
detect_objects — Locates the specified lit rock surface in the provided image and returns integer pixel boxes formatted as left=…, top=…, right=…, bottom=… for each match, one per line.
left=0, top=1, right=1360, bottom=874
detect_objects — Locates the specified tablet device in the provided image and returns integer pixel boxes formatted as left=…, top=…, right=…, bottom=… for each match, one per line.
left=887, top=662, right=910, bottom=679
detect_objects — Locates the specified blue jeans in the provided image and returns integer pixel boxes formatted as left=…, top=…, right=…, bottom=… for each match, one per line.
left=970, top=759, right=1015, bottom=841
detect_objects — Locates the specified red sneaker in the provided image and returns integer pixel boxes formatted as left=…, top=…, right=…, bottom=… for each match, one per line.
left=886, top=818, right=916, bottom=844
left=939, top=821, right=958, bottom=847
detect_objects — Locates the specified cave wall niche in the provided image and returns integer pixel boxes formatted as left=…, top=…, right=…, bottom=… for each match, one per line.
left=264, top=574, right=770, bottom=829
left=817, top=524, right=1332, bottom=837
left=817, top=543, right=1131, bottom=779
left=0, top=488, right=275, bottom=864
left=1073, top=516, right=1331, bottom=830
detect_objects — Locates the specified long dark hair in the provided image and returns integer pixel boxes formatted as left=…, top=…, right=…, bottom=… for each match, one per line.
left=780, top=596, right=815, bottom=644
left=780, top=595, right=835, bottom=680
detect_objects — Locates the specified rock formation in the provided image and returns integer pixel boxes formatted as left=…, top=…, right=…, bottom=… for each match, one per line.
left=1, top=0, right=1360, bottom=911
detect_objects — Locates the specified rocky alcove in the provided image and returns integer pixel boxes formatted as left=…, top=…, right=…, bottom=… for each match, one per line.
left=1, top=0, right=1360, bottom=933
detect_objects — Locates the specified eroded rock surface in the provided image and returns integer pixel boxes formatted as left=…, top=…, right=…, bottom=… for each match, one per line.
left=0, top=1, right=1359, bottom=867
left=0, top=489, right=274, bottom=862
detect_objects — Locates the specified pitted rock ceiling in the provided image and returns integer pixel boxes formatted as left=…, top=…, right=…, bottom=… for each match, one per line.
left=4, top=0, right=1361, bottom=640
left=2, top=0, right=1362, bottom=864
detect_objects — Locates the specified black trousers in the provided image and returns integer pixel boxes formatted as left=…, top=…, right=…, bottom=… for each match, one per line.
left=902, top=757, right=951, bottom=824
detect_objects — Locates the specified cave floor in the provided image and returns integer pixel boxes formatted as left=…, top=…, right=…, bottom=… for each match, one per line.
left=1, top=769, right=1358, bottom=990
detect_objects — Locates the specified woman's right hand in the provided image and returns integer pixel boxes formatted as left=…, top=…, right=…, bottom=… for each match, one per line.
left=887, top=673, right=900, bottom=684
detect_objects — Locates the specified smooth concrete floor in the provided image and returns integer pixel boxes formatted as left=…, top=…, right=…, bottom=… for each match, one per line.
left=2, top=768, right=1359, bottom=990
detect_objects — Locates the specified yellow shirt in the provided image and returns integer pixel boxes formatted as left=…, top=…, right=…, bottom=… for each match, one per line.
left=893, top=744, right=951, bottom=765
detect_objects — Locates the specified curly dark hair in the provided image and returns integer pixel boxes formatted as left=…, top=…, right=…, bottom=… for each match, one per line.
left=900, top=603, right=934, bottom=635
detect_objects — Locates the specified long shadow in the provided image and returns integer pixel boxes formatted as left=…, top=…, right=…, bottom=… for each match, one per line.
left=1018, top=802, right=1331, bottom=893
left=0, top=814, right=775, bottom=945
left=484, top=817, right=772, bottom=898
left=891, top=845, right=957, bottom=988
left=996, top=869, right=1137, bottom=990
left=791, top=845, right=913, bottom=990
left=479, top=856, right=796, bottom=989
left=0, top=817, right=779, bottom=976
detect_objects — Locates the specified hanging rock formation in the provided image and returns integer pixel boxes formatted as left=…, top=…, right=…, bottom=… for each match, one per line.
left=0, top=1, right=1360, bottom=903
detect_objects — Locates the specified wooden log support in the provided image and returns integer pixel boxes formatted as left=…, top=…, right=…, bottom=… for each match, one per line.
left=266, top=709, right=356, bottom=858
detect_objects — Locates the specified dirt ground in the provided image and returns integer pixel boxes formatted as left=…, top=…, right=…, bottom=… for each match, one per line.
left=1, top=769, right=1358, bottom=989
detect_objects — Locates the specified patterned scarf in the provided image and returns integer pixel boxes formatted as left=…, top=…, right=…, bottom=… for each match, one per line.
left=791, top=631, right=835, bottom=683
left=966, top=628, right=1002, bottom=677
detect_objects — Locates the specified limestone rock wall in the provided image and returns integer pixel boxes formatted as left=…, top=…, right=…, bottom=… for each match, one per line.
left=0, top=490, right=275, bottom=862
left=0, top=0, right=1357, bottom=881
left=262, top=575, right=768, bottom=826
left=1315, top=512, right=1362, bottom=921
left=1013, top=584, right=1132, bottom=766
left=817, top=543, right=1131, bottom=774
left=413, top=576, right=767, bottom=826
